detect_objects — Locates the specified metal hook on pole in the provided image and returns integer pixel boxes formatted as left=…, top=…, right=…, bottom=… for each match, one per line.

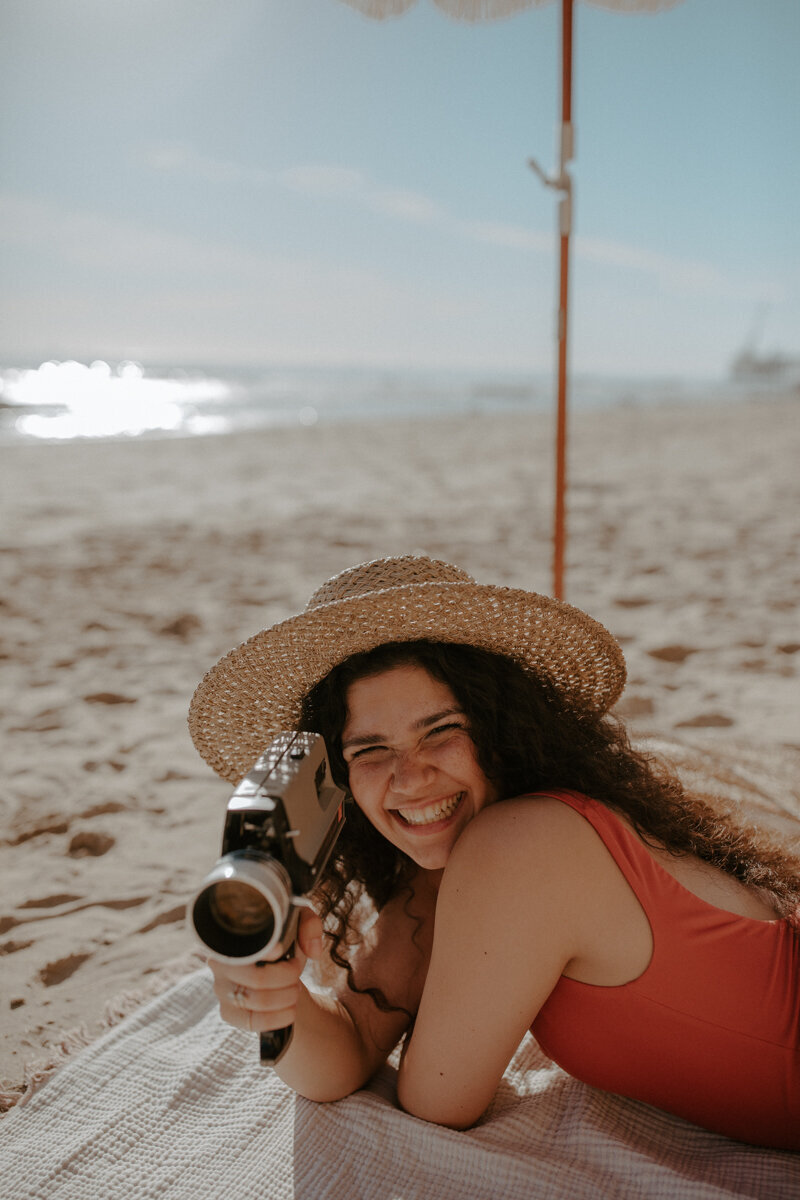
left=529, top=153, right=573, bottom=236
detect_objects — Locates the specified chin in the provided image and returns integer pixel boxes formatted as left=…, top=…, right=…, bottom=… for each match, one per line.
left=405, top=835, right=459, bottom=872
left=409, top=850, right=449, bottom=871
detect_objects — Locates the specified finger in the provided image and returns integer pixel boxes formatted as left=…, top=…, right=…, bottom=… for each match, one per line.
left=297, top=910, right=324, bottom=960
left=220, top=982, right=300, bottom=1015
left=208, top=957, right=302, bottom=988
left=210, top=972, right=299, bottom=1011
left=218, top=1000, right=298, bottom=1035
left=248, top=985, right=300, bottom=1015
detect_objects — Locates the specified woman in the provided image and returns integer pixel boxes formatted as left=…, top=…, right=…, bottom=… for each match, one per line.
left=188, top=555, right=800, bottom=1150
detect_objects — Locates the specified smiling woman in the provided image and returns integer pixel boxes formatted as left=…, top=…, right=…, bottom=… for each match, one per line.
left=188, top=554, right=800, bottom=1150
left=338, top=662, right=497, bottom=869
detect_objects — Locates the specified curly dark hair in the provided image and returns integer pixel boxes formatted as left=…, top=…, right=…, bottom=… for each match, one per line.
left=299, top=639, right=800, bottom=1010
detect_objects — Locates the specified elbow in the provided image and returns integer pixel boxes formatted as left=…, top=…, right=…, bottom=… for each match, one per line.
left=294, top=1082, right=361, bottom=1104
left=396, top=1076, right=482, bottom=1130
left=292, top=1054, right=380, bottom=1105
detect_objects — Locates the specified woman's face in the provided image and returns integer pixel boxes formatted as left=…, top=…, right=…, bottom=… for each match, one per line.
left=341, top=663, right=498, bottom=871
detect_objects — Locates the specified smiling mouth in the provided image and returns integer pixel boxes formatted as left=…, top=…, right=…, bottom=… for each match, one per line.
left=396, top=793, right=463, bottom=827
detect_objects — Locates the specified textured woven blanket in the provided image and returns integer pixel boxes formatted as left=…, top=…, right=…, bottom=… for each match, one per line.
left=1, top=967, right=798, bottom=1200
left=2, top=737, right=798, bottom=1199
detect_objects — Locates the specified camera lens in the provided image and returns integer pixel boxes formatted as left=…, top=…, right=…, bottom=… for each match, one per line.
left=209, top=880, right=273, bottom=938
left=190, top=851, right=291, bottom=962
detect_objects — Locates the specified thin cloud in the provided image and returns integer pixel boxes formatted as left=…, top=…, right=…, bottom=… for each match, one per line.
left=576, top=235, right=724, bottom=295
left=277, top=164, right=367, bottom=198
left=365, top=188, right=444, bottom=224
left=459, top=220, right=552, bottom=254
left=0, top=191, right=500, bottom=366
left=138, top=143, right=752, bottom=297
left=0, top=192, right=268, bottom=278
left=144, top=143, right=443, bottom=225
left=137, top=143, right=273, bottom=187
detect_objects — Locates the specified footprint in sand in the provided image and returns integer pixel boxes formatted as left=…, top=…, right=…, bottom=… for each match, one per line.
left=647, top=645, right=698, bottom=664
left=7, top=819, right=71, bottom=846
left=5, top=896, right=148, bottom=936
left=82, top=761, right=127, bottom=774
left=674, top=713, right=735, bottom=729
left=159, top=613, right=202, bottom=639
left=18, top=894, right=83, bottom=909
left=137, top=905, right=187, bottom=933
left=8, top=708, right=65, bottom=733
left=614, top=695, right=655, bottom=718
left=68, top=832, right=116, bottom=857
left=80, top=801, right=128, bottom=817
left=97, top=897, right=150, bottom=911
left=1, top=938, right=34, bottom=956
left=39, top=953, right=92, bottom=986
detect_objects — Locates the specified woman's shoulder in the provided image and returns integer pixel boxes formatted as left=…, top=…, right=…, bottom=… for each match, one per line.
left=448, top=792, right=616, bottom=898
left=461, top=791, right=604, bottom=852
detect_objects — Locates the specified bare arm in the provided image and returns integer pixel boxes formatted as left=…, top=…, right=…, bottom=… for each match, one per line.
left=210, top=885, right=434, bottom=1102
left=396, top=798, right=587, bottom=1129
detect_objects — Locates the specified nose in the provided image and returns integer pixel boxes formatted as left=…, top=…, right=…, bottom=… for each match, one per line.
left=390, top=748, right=435, bottom=795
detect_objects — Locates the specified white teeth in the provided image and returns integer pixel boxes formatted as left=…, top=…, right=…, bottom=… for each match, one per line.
left=398, top=794, right=461, bottom=827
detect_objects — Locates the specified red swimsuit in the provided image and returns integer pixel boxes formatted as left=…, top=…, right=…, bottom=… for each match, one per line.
left=530, top=791, right=800, bottom=1150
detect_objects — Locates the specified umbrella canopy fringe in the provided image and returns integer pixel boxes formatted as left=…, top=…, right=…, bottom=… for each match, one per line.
left=338, top=0, right=684, bottom=21
left=338, top=0, right=554, bottom=21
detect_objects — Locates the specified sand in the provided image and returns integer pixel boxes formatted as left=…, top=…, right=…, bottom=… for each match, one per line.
left=1, top=391, right=799, bottom=1098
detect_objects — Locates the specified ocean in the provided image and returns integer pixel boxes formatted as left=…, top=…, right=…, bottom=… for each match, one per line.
left=0, top=359, right=776, bottom=445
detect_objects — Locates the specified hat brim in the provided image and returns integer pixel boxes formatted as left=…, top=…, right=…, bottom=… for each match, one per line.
left=188, top=581, right=626, bottom=784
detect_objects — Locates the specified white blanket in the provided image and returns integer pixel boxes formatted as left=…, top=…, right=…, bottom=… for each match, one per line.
left=2, top=736, right=799, bottom=1199
left=0, top=967, right=797, bottom=1200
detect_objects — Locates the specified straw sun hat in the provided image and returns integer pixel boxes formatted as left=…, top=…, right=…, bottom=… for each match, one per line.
left=188, top=555, right=626, bottom=784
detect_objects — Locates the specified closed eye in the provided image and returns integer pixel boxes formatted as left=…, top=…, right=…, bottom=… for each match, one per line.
left=347, top=743, right=389, bottom=761
left=344, top=721, right=469, bottom=763
left=425, top=722, right=468, bottom=739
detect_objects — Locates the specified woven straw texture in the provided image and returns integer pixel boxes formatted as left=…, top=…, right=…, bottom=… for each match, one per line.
left=189, top=556, right=626, bottom=783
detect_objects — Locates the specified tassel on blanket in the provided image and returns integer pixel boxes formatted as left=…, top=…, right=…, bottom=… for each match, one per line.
left=0, top=951, right=205, bottom=1115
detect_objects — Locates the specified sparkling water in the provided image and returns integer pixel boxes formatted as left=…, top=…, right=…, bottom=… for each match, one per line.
left=0, top=358, right=782, bottom=445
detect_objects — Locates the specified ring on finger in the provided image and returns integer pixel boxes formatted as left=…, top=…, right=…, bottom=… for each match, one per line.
left=230, top=983, right=249, bottom=1010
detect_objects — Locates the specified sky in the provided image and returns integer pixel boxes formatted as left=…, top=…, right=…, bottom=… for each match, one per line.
left=2, top=0, right=798, bottom=378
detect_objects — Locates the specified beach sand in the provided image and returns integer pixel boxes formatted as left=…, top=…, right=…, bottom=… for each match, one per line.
left=2, top=392, right=799, bottom=1098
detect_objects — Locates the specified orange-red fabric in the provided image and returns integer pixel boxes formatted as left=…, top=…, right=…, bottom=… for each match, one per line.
left=531, top=790, right=800, bottom=1150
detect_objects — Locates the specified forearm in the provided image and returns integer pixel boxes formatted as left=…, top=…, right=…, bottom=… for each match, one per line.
left=271, top=982, right=381, bottom=1102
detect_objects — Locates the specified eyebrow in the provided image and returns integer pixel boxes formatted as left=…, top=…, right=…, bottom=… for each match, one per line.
left=341, top=707, right=465, bottom=751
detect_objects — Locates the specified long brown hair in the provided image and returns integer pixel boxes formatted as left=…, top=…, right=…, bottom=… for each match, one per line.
left=300, top=639, right=800, bottom=1005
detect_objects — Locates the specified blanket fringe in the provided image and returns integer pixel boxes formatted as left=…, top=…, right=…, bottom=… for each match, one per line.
left=0, top=952, right=205, bottom=1115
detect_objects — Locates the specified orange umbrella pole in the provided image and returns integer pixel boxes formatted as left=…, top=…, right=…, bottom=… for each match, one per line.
left=554, top=228, right=570, bottom=600
left=530, top=0, right=574, bottom=599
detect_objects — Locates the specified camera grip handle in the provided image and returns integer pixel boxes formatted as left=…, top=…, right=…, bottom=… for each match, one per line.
left=259, top=1023, right=294, bottom=1065
left=258, top=914, right=300, bottom=1066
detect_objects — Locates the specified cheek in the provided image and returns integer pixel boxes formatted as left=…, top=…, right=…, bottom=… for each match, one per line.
left=346, top=765, right=386, bottom=813
left=440, top=740, right=486, bottom=778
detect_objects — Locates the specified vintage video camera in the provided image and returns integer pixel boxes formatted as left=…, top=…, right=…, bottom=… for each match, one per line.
left=190, top=730, right=346, bottom=1064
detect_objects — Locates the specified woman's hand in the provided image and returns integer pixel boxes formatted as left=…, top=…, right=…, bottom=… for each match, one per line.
left=208, top=906, right=324, bottom=1034
left=204, top=889, right=425, bottom=1102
